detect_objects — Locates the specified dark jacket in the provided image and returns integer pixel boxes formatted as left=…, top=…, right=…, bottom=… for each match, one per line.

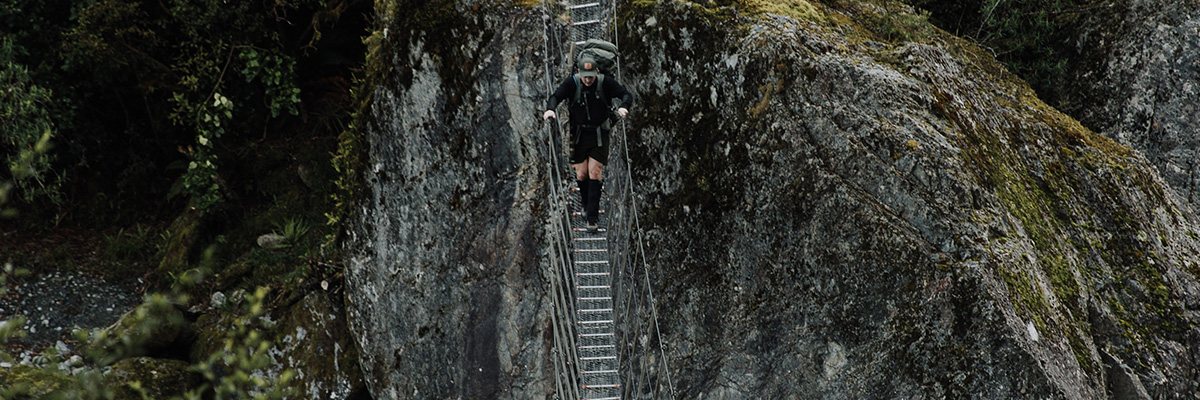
left=546, top=74, right=633, bottom=133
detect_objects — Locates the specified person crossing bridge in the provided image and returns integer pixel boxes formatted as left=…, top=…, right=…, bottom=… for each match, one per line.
left=543, top=57, right=633, bottom=233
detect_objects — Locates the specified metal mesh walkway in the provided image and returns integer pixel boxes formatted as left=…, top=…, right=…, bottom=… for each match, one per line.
left=570, top=192, right=620, bottom=400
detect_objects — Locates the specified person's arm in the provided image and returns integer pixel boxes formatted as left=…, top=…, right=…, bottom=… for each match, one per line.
left=544, top=78, right=574, bottom=120
left=607, top=78, right=633, bottom=117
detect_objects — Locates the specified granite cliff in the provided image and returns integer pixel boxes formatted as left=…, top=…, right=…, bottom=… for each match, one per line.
left=1053, top=0, right=1200, bottom=213
left=344, top=0, right=1200, bottom=398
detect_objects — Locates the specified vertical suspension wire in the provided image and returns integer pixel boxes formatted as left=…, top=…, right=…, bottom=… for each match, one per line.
left=543, top=1, right=583, bottom=398
left=609, top=0, right=677, bottom=397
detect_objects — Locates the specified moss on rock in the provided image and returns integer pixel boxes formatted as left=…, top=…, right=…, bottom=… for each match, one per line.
left=156, top=208, right=207, bottom=287
left=0, top=364, right=72, bottom=398
left=86, top=298, right=189, bottom=366
left=272, top=292, right=367, bottom=398
left=189, top=290, right=366, bottom=398
left=105, top=357, right=199, bottom=400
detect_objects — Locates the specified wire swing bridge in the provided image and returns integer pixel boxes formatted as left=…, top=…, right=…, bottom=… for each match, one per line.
left=540, top=1, right=676, bottom=399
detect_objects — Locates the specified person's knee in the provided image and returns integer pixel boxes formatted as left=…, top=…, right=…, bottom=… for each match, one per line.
left=589, top=166, right=603, bottom=180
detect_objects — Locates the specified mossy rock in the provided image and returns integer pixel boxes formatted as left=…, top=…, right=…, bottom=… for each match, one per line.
left=86, top=300, right=188, bottom=365
left=105, top=357, right=199, bottom=400
left=188, top=312, right=230, bottom=363
left=0, top=364, right=72, bottom=397
left=272, top=292, right=367, bottom=398
left=156, top=207, right=206, bottom=283
left=189, top=291, right=367, bottom=398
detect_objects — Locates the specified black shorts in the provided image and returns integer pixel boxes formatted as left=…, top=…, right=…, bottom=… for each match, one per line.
left=570, top=127, right=610, bottom=165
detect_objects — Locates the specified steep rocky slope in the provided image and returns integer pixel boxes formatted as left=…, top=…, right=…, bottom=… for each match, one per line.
left=621, top=1, right=1200, bottom=397
left=345, top=0, right=1200, bottom=398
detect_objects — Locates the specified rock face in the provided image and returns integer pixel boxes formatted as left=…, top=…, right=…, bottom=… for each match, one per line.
left=344, top=1, right=553, bottom=398
left=620, top=1, right=1200, bottom=397
left=346, top=0, right=1200, bottom=398
left=1054, top=0, right=1200, bottom=211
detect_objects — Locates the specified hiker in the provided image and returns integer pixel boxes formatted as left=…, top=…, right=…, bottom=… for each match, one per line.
left=543, top=57, right=633, bottom=233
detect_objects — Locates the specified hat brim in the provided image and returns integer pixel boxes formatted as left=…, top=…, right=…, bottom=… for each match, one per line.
left=579, top=69, right=599, bottom=78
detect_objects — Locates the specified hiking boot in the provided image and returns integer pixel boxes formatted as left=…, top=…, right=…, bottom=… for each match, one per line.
left=586, top=221, right=599, bottom=233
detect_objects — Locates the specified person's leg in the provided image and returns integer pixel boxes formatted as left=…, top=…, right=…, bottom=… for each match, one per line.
left=574, top=162, right=589, bottom=209
left=571, top=129, right=591, bottom=210
left=585, top=157, right=604, bottom=225
left=588, top=158, right=603, bottom=181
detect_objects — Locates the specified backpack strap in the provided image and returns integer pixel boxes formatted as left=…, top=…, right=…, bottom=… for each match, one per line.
left=572, top=73, right=608, bottom=107
left=572, top=74, right=582, bottom=105
left=596, top=74, right=606, bottom=104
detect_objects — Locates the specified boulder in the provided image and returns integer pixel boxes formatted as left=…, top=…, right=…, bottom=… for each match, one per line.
left=105, top=357, right=198, bottom=400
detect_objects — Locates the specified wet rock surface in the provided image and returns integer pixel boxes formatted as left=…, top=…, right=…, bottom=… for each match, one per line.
left=346, top=3, right=552, bottom=398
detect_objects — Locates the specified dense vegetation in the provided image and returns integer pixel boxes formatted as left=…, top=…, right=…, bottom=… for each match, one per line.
left=2, top=0, right=370, bottom=397
left=2, top=0, right=366, bottom=223
left=2, top=0, right=373, bottom=283
left=900, top=0, right=1107, bottom=105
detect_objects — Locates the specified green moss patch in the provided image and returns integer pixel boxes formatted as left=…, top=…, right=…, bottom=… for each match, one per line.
left=742, top=0, right=826, bottom=23
left=0, top=365, right=72, bottom=398
left=106, top=357, right=199, bottom=400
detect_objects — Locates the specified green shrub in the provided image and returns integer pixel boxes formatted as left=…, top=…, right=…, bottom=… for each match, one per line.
left=2, top=255, right=296, bottom=400
left=0, top=37, right=62, bottom=209
left=905, top=0, right=1103, bottom=101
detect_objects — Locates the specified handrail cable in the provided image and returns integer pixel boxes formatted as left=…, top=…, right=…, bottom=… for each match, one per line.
left=609, top=1, right=677, bottom=397
left=542, top=1, right=582, bottom=398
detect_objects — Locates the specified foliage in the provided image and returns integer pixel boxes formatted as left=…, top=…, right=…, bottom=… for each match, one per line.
left=869, top=5, right=932, bottom=42
left=272, top=217, right=313, bottom=247
left=0, top=37, right=62, bottom=209
left=102, top=224, right=167, bottom=268
left=173, top=92, right=235, bottom=215
left=1, top=266, right=297, bottom=399
left=184, top=287, right=297, bottom=400
left=0, top=0, right=365, bottom=225
left=904, top=0, right=1103, bottom=101
left=0, top=264, right=30, bottom=344
left=239, top=48, right=302, bottom=119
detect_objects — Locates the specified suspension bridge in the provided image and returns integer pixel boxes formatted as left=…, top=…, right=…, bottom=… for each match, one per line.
left=540, top=1, right=676, bottom=399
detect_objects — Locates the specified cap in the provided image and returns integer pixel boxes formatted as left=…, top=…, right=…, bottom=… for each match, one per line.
left=578, top=57, right=599, bottom=78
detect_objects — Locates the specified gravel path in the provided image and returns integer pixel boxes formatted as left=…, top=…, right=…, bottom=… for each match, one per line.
left=1, top=270, right=141, bottom=358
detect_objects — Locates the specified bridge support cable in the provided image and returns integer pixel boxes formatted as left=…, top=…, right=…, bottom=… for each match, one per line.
left=606, top=1, right=677, bottom=398
left=543, top=3, right=582, bottom=399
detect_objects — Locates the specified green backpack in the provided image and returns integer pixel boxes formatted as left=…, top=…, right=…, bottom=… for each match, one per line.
left=577, top=39, right=618, bottom=73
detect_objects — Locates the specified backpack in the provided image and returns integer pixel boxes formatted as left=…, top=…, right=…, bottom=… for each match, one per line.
left=576, top=39, right=618, bottom=73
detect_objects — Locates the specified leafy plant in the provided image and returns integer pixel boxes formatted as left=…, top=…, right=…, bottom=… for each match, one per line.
left=1, top=269, right=297, bottom=399
left=272, top=217, right=313, bottom=247
left=173, top=91, right=235, bottom=215
left=184, top=287, right=297, bottom=400
left=0, top=37, right=62, bottom=209
left=239, top=48, right=302, bottom=119
left=102, top=224, right=164, bottom=267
